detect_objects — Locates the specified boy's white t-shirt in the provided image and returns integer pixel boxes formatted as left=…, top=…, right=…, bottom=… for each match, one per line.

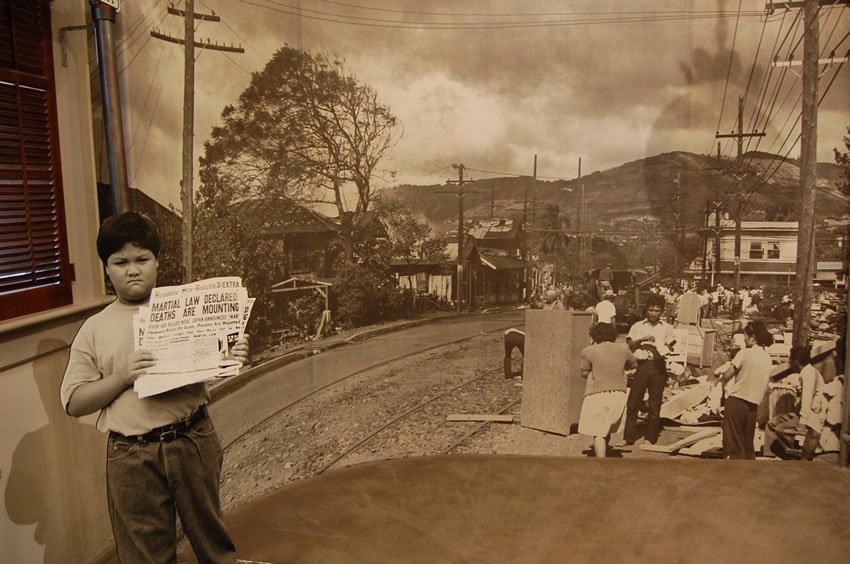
left=60, top=298, right=209, bottom=436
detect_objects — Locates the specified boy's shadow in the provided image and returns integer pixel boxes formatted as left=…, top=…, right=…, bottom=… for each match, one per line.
left=4, top=339, right=109, bottom=563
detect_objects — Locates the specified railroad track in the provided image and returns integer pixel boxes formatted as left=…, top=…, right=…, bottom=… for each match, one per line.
left=220, top=324, right=522, bottom=454
left=315, top=372, right=522, bottom=475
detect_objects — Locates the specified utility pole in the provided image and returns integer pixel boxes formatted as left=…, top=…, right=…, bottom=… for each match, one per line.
left=701, top=200, right=725, bottom=288
left=574, top=158, right=590, bottom=273
left=766, top=0, right=849, bottom=467
left=671, top=174, right=683, bottom=288
left=701, top=200, right=709, bottom=286
left=489, top=185, right=495, bottom=219
left=444, top=164, right=470, bottom=312
left=794, top=0, right=819, bottom=349
left=522, top=155, right=537, bottom=299
left=716, top=95, right=764, bottom=295
left=151, top=1, right=244, bottom=283
left=715, top=96, right=766, bottom=159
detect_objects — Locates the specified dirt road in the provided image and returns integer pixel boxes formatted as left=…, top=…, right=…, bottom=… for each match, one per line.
left=218, top=331, right=695, bottom=513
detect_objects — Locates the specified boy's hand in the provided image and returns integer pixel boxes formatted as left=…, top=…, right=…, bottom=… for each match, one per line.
left=232, top=334, right=250, bottom=365
left=122, top=350, right=156, bottom=386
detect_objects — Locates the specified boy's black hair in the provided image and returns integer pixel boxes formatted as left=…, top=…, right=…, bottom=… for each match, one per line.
left=589, top=322, right=617, bottom=343
left=96, top=211, right=161, bottom=264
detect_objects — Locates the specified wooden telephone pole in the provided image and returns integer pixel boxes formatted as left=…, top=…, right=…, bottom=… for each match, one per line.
left=715, top=96, right=765, bottom=293
left=523, top=155, right=537, bottom=299
left=671, top=174, right=683, bottom=288
left=444, top=164, right=471, bottom=311
left=151, top=1, right=244, bottom=283
left=766, top=0, right=850, bottom=466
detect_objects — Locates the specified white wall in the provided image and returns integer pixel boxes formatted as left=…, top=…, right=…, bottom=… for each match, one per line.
left=0, top=1, right=114, bottom=561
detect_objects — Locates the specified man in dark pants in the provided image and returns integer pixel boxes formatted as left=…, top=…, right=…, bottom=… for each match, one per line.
left=623, top=294, right=674, bottom=445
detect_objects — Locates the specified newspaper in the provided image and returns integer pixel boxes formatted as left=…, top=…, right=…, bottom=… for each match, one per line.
left=133, top=277, right=253, bottom=398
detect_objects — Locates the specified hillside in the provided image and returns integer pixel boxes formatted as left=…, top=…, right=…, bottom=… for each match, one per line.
left=391, top=151, right=848, bottom=238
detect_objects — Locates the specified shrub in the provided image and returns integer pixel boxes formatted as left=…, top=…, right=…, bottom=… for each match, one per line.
left=333, top=262, right=415, bottom=328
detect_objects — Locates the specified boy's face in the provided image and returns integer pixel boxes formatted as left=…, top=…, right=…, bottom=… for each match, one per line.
left=105, top=242, right=158, bottom=302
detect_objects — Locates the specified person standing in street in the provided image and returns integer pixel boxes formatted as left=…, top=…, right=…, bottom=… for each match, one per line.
left=579, top=322, right=637, bottom=457
left=716, top=320, right=773, bottom=459
left=595, top=289, right=617, bottom=325
left=622, top=294, right=675, bottom=445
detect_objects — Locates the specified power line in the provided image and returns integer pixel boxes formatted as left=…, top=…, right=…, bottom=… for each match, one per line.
left=714, top=0, right=744, bottom=143
left=117, top=9, right=173, bottom=76
left=131, top=45, right=176, bottom=186
left=127, top=40, right=168, bottom=155
left=117, top=0, right=164, bottom=50
left=242, top=0, right=764, bottom=30
left=313, top=0, right=761, bottom=19
left=200, top=0, right=270, bottom=60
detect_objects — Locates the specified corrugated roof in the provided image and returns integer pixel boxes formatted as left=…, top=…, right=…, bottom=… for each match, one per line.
left=467, top=219, right=521, bottom=240
left=479, top=254, right=527, bottom=270
left=232, top=198, right=338, bottom=234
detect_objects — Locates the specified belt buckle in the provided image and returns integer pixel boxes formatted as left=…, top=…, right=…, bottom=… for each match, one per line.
left=160, top=429, right=179, bottom=442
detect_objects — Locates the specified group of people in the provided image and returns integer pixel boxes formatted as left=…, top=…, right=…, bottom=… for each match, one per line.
left=578, top=290, right=844, bottom=460
left=62, top=212, right=846, bottom=559
left=578, top=294, right=676, bottom=456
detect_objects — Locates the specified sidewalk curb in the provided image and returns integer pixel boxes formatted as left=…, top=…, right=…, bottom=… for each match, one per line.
left=210, top=312, right=469, bottom=402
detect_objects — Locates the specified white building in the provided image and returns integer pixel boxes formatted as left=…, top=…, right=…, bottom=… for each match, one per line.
left=687, top=217, right=799, bottom=287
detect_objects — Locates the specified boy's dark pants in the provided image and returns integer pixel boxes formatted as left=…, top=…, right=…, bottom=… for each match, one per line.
left=107, top=413, right=235, bottom=563
left=624, top=360, right=667, bottom=444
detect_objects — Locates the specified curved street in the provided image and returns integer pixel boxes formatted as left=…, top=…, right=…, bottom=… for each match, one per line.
left=209, top=309, right=525, bottom=447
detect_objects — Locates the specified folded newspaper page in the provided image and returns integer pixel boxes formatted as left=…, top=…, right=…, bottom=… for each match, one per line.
left=133, top=277, right=253, bottom=398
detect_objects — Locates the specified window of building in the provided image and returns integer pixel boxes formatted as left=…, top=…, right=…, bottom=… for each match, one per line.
left=748, top=242, right=763, bottom=259
left=767, top=242, right=781, bottom=260
left=0, top=1, right=73, bottom=321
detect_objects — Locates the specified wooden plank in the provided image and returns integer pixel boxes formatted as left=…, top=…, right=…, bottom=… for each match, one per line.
left=446, top=414, right=514, bottom=423
left=660, top=383, right=711, bottom=421
left=520, top=310, right=593, bottom=436
left=679, top=433, right=724, bottom=456
left=640, top=428, right=721, bottom=453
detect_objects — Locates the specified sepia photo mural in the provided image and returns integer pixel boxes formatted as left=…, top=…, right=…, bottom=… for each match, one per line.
left=95, top=0, right=849, bottom=505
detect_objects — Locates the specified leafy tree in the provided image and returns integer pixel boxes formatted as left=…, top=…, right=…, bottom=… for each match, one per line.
left=834, top=124, right=850, bottom=196
left=193, top=205, right=288, bottom=350
left=530, top=203, right=571, bottom=256
left=372, top=195, right=446, bottom=263
left=198, top=46, right=401, bottom=259
left=194, top=46, right=402, bottom=346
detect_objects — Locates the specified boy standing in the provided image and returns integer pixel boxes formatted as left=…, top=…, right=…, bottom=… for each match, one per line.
left=61, top=212, right=247, bottom=563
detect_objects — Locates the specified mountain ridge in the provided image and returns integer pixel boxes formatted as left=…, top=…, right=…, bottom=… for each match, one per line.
left=388, top=151, right=848, bottom=238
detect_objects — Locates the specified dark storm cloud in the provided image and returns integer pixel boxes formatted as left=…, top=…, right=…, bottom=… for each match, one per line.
left=122, top=0, right=850, bottom=207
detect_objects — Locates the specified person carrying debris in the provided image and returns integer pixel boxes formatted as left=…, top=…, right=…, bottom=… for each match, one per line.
left=763, top=345, right=820, bottom=458
left=799, top=335, right=845, bottom=461
left=715, top=319, right=773, bottom=459
left=578, top=322, right=637, bottom=457
left=622, top=294, right=675, bottom=445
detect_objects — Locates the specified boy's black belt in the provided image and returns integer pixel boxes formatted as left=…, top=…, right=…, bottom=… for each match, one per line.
left=116, top=405, right=207, bottom=443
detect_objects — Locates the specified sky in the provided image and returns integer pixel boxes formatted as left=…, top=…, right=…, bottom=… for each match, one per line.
left=111, top=0, right=850, bottom=212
